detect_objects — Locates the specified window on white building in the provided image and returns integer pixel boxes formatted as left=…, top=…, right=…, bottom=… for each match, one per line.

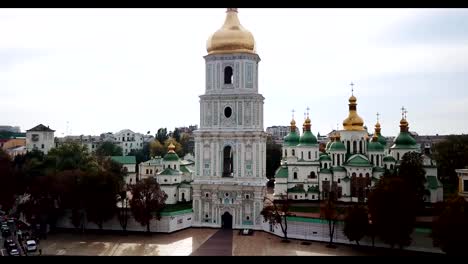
left=41, top=144, right=44, bottom=149
left=293, top=172, right=298, bottom=179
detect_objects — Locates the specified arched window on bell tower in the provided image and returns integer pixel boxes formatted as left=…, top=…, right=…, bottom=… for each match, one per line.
left=224, top=66, right=233, bottom=84
left=223, top=146, right=233, bottom=177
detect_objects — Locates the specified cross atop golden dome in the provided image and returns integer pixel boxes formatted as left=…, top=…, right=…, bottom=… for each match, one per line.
left=206, top=8, right=256, bottom=55
left=343, top=83, right=365, bottom=131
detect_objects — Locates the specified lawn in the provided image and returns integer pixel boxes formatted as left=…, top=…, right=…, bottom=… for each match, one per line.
left=162, top=202, right=193, bottom=213
left=289, top=206, right=320, bottom=213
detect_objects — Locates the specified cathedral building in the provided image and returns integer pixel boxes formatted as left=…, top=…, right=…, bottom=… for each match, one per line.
left=191, top=8, right=268, bottom=229
left=274, top=93, right=443, bottom=203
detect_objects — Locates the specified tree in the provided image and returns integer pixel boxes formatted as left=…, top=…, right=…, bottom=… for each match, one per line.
left=172, top=128, right=181, bottom=142
left=117, top=191, right=130, bottom=232
left=399, top=151, right=427, bottom=205
left=130, top=177, right=167, bottom=232
left=320, top=191, right=339, bottom=247
left=149, top=140, right=165, bottom=157
left=368, top=176, right=416, bottom=249
left=96, top=141, right=123, bottom=157
left=343, top=204, right=369, bottom=246
left=128, top=143, right=151, bottom=172
left=266, top=135, right=282, bottom=179
left=156, top=128, right=168, bottom=144
left=260, top=194, right=293, bottom=242
left=432, top=196, right=468, bottom=255
left=433, top=135, right=468, bottom=183
left=0, top=149, right=16, bottom=212
left=179, top=133, right=192, bottom=156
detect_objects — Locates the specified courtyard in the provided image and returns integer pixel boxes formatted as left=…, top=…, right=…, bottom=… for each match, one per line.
left=38, top=228, right=441, bottom=256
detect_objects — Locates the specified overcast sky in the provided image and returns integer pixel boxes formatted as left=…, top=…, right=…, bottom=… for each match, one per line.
left=1, top=8, right=468, bottom=137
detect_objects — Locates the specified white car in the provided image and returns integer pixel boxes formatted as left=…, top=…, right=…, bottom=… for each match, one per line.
left=26, top=240, right=37, bottom=252
left=9, top=248, right=20, bottom=256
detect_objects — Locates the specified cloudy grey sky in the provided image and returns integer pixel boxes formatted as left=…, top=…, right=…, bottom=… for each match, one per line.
left=1, top=8, right=468, bottom=137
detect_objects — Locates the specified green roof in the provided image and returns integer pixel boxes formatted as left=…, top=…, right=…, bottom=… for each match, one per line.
left=383, top=155, right=396, bottom=162
left=159, top=168, right=180, bottom=176
left=391, top=131, right=419, bottom=149
left=345, top=154, right=372, bottom=167
left=284, top=130, right=300, bottom=146
left=287, top=185, right=306, bottom=193
left=275, top=167, right=289, bottom=178
left=367, top=141, right=385, bottom=152
left=298, top=130, right=318, bottom=146
left=142, top=157, right=162, bottom=166
left=180, top=165, right=192, bottom=174
left=328, top=141, right=346, bottom=151
left=319, top=154, right=331, bottom=161
left=427, top=176, right=441, bottom=190
left=111, top=156, right=136, bottom=164
left=377, top=133, right=387, bottom=146
left=373, top=167, right=385, bottom=172
left=307, top=185, right=320, bottom=193
left=342, top=176, right=351, bottom=182
left=372, top=177, right=380, bottom=182
left=320, top=168, right=332, bottom=173
left=163, top=152, right=180, bottom=161
left=332, top=166, right=346, bottom=172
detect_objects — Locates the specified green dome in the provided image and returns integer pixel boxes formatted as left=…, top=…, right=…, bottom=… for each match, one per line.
left=299, top=131, right=318, bottom=146
left=328, top=141, right=346, bottom=151
left=383, top=155, right=396, bottom=162
left=377, top=133, right=387, bottom=146
left=284, top=131, right=300, bottom=146
left=391, top=132, right=418, bottom=149
left=367, top=141, right=384, bottom=152
left=163, top=152, right=180, bottom=161
left=319, top=154, right=331, bottom=161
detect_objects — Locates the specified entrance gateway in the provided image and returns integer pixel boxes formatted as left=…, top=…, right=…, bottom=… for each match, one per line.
left=221, top=212, right=233, bottom=229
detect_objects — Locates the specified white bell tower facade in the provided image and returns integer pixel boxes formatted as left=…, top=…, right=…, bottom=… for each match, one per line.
left=192, top=8, right=267, bottom=230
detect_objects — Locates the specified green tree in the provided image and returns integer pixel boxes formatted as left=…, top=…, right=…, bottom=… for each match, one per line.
left=433, top=135, right=468, bottom=183
left=399, top=151, right=427, bottom=205
left=179, top=133, right=192, bottom=156
left=432, top=196, right=468, bottom=255
left=156, top=128, right=168, bottom=144
left=368, top=176, right=416, bottom=249
left=95, top=141, right=123, bottom=157
left=266, top=135, right=282, bottom=179
left=172, top=128, right=181, bottom=142
left=343, top=204, right=369, bottom=246
left=130, top=177, right=167, bottom=232
left=261, top=194, right=293, bottom=242
left=150, top=140, right=165, bottom=157
left=128, top=143, right=151, bottom=172
left=0, top=149, right=16, bottom=212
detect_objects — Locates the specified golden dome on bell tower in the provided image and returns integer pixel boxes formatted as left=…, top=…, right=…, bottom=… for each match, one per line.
left=342, top=83, right=365, bottom=131
left=206, top=8, right=256, bottom=55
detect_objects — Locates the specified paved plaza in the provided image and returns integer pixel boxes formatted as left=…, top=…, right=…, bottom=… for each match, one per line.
left=38, top=228, right=441, bottom=256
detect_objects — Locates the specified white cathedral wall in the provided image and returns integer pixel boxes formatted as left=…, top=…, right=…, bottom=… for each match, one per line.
left=161, top=185, right=178, bottom=205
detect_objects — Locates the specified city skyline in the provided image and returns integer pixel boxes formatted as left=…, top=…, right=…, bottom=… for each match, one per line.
left=1, top=8, right=468, bottom=137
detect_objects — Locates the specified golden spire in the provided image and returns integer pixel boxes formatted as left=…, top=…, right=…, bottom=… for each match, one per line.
left=342, top=82, right=365, bottom=131
left=375, top=112, right=381, bottom=134
left=168, top=142, right=176, bottom=153
left=400, top=107, right=409, bottom=132
left=303, top=107, right=311, bottom=132
left=290, top=109, right=296, bottom=132
left=206, top=8, right=256, bottom=55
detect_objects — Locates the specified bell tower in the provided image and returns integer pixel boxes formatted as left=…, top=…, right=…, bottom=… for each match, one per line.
left=192, top=8, right=267, bottom=230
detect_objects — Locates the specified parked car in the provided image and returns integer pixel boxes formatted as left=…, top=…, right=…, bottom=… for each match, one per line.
left=4, top=239, right=15, bottom=249
left=8, top=248, right=20, bottom=256
left=26, top=240, right=37, bottom=252
left=5, top=240, right=16, bottom=251
left=1, top=226, right=11, bottom=237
